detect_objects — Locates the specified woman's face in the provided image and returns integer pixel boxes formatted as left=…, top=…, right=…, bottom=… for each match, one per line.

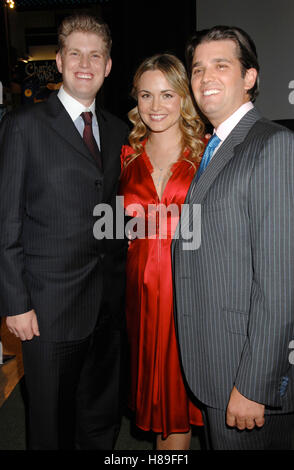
left=137, top=70, right=181, bottom=134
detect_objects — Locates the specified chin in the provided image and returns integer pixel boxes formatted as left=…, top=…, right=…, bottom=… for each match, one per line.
left=77, top=89, right=94, bottom=97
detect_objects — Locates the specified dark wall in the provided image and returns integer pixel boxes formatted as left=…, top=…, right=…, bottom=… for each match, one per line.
left=0, top=6, right=10, bottom=87
left=196, top=0, right=294, bottom=122
left=1, top=0, right=196, bottom=118
left=100, top=0, right=196, bottom=121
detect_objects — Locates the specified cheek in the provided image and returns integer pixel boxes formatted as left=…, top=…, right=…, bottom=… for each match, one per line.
left=62, top=59, right=77, bottom=73
left=137, top=101, right=149, bottom=115
left=168, top=100, right=181, bottom=115
left=191, top=80, right=200, bottom=97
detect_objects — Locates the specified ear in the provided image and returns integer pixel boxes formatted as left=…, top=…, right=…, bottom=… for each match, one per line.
left=244, top=67, right=258, bottom=93
left=56, top=51, right=63, bottom=74
left=104, top=57, right=112, bottom=78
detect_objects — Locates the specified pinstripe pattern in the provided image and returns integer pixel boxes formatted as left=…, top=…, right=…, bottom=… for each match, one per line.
left=202, top=407, right=294, bottom=450
left=0, top=92, right=129, bottom=341
left=173, top=108, right=294, bottom=416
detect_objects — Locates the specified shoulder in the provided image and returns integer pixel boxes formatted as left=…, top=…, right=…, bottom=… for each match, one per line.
left=0, top=100, right=48, bottom=135
left=98, top=108, right=129, bottom=132
left=247, top=118, right=294, bottom=176
left=2, top=100, right=43, bottom=120
left=251, top=117, right=294, bottom=141
left=120, top=144, right=135, bottom=170
left=240, top=117, right=294, bottom=158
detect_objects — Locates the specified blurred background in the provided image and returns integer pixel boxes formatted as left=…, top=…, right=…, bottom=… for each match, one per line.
left=0, top=0, right=293, bottom=126
left=0, top=0, right=196, bottom=120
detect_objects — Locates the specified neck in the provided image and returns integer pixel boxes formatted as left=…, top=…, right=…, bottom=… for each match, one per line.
left=148, top=128, right=182, bottom=151
left=62, top=86, right=96, bottom=108
left=146, top=128, right=183, bottom=170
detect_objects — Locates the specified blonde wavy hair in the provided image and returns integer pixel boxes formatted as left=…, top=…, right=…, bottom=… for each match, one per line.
left=125, top=53, right=205, bottom=168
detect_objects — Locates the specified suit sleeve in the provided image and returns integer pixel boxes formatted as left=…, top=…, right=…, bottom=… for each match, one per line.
left=0, top=112, right=31, bottom=316
left=234, top=129, right=294, bottom=407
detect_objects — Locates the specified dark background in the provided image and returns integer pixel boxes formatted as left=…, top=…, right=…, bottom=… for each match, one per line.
left=0, top=0, right=196, bottom=121
left=1, top=0, right=293, bottom=130
left=102, top=0, right=196, bottom=119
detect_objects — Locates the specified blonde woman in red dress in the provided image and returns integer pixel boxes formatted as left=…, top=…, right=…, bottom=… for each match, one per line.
left=119, top=54, right=205, bottom=450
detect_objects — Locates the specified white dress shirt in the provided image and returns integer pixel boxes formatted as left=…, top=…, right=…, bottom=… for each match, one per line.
left=212, top=101, right=254, bottom=158
left=57, top=85, right=101, bottom=150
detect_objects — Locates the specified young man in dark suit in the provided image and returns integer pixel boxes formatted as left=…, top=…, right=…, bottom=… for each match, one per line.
left=173, top=25, right=294, bottom=449
left=0, top=13, right=129, bottom=449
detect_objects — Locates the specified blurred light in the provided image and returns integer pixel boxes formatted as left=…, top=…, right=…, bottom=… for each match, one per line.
left=7, top=0, right=108, bottom=6
left=6, top=0, right=15, bottom=8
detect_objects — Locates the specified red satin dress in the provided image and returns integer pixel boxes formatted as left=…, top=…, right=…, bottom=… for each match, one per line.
left=119, top=143, right=203, bottom=438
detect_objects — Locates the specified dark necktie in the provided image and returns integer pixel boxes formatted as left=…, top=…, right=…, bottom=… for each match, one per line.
left=81, top=111, right=102, bottom=169
left=196, top=133, right=221, bottom=181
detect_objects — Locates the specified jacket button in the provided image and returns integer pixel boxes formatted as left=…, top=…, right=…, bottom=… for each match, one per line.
left=95, top=179, right=102, bottom=187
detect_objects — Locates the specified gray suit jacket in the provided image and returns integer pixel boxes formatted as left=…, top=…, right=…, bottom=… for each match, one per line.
left=172, top=107, right=294, bottom=413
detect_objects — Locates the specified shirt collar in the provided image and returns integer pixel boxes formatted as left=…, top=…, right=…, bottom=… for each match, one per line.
left=57, top=85, right=96, bottom=122
left=215, top=101, right=254, bottom=142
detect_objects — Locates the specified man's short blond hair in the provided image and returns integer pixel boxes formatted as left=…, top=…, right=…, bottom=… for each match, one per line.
left=58, top=13, right=112, bottom=57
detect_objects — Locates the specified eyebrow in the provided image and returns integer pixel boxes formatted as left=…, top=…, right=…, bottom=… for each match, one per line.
left=138, top=89, right=175, bottom=93
left=192, top=57, right=232, bottom=69
left=67, top=47, right=102, bottom=54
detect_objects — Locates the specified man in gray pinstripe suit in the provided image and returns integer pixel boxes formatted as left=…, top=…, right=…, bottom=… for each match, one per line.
left=173, top=25, right=294, bottom=449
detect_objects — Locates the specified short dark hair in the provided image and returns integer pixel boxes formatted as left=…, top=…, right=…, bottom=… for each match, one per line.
left=185, top=25, right=259, bottom=102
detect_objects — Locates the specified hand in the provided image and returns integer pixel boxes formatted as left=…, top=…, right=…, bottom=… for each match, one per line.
left=6, top=309, right=40, bottom=341
left=226, top=386, right=265, bottom=430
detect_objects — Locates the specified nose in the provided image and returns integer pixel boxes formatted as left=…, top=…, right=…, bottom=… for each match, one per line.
left=201, top=67, right=214, bottom=83
left=79, top=54, right=90, bottom=68
left=151, top=96, right=161, bottom=111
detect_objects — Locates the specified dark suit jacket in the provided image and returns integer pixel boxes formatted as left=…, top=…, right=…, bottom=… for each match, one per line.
left=173, top=107, right=294, bottom=413
left=0, top=92, right=129, bottom=341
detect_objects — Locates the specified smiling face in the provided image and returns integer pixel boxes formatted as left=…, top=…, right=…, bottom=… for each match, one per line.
left=56, top=31, right=112, bottom=107
left=137, top=70, right=182, bottom=135
left=191, top=39, right=257, bottom=128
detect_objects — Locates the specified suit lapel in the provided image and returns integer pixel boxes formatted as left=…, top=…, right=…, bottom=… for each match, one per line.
left=96, top=107, right=110, bottom=173
left=190, top=107, right=262, bottom=204
left=173, top=108, right=262, bottom=253
left=96, top=106, right=121, bottom=201
left=46, top=92, right=103, bottom=174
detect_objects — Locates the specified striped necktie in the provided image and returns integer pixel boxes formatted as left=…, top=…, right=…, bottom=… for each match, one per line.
left=81, top=111, right=102, bottom=169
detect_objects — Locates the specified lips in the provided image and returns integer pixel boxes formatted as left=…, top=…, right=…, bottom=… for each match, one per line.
left=203, top=89, right=220, bottom=96
left=75, top=72, right=93, bottom=80
left=149, top=114, right=167, bottom=121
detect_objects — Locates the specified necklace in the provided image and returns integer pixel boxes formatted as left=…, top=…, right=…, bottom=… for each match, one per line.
left=150, top=159, right=173, bottom=172
left=147, top=144, right=182, bottom=198
left=149, top=159, right=174, bottom=199
left=149, top=148, right=181, bottom=171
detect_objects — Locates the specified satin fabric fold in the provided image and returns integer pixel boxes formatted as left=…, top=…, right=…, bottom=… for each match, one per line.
left=119, top=144, right=203, bottom=438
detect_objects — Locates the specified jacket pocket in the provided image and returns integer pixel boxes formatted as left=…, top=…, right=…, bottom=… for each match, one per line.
left=223, top=308, right=248, bottom=336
